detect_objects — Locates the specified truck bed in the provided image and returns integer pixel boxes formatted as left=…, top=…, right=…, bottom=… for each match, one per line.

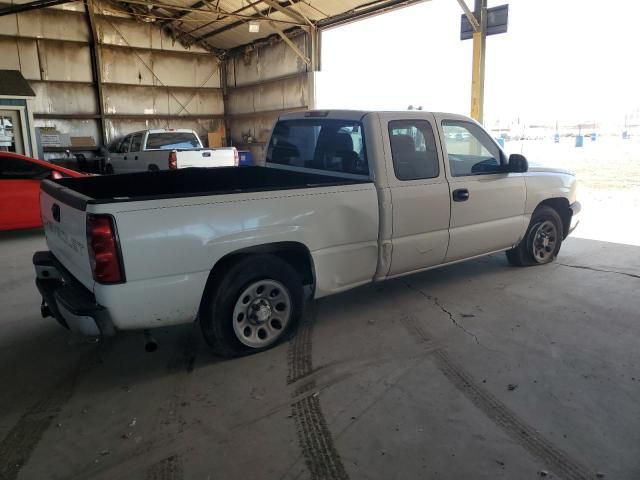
left=43, top=166, right=370, bottom=207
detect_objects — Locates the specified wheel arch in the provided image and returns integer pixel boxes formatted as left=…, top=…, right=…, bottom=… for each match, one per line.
left=535, top=197, right=571, bottom=238
left=198, top=241, right=316, bottom=314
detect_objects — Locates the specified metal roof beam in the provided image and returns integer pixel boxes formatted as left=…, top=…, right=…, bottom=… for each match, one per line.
left=248, top=1, right=309, bottom=66
left=197, top=0, right=305, bottom=41
left=0, top=0, right=75, bottom=16
left=261, top=0, right=307, bottom=25
left=456, top=0, right=479, bottom=32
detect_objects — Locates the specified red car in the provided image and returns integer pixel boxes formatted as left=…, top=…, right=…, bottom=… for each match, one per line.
left=0, top=152, right=87, bottom=231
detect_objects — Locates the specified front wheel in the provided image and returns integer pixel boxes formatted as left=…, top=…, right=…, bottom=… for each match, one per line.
left=506, top=205, right=563, bottom=266
left=200, top=254, right=304, bottom=357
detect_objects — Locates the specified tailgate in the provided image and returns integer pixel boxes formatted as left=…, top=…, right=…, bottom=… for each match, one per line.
left=178, top=149, right=235, bottom=168
left=40, top=183, right=94, bottom=290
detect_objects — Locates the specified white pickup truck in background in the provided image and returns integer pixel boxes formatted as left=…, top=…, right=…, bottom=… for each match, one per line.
left=34, top=110, right=580, bottom=357
left=105, top=128, right=238, bottom=173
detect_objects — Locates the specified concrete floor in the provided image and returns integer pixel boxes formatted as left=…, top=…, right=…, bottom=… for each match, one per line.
left=1, top=229, right=639, bottom=480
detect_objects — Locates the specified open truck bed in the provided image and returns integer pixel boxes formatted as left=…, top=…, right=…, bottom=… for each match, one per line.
left=42, top=166, right=368, bottom=207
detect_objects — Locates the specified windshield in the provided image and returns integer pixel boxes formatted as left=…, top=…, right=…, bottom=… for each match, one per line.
left=146, top=132, right=200, bottom=150
left=266, top=119, right=368, bottom=177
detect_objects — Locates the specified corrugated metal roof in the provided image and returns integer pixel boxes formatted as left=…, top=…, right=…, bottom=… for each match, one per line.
left=109, top=0, right=426, bottom=51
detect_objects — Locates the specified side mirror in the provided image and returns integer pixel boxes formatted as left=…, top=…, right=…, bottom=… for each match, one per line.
left=507, top=153, right=528, bottom=173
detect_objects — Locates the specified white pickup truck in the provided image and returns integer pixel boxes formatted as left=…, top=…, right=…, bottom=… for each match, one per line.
left=34, top=110, right=580, bottom=357
left=104, top=128, right=238, bottom=174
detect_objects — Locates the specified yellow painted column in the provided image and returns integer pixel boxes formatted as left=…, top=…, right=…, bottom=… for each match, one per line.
left=470, top=0, right=487, bottom=123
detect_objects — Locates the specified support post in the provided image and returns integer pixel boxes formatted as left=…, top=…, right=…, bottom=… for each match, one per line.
left=84, top=0, right=107, bottom=146
left=220, top=57, right=231, bottom=147
left=470, top=0, right=487, bottom=123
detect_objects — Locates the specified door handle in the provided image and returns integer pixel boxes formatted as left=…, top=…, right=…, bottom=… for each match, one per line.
left=134, top=156, right=138, bottom=160
left=452, top=188, right=470, bottom=202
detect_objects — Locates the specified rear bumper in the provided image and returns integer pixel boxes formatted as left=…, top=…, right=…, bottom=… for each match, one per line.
left=33, top=251, right=115, bottom=337
left=568, top=201, right=581, bottom=235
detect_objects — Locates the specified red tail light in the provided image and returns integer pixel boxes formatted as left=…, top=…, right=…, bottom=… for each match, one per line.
left=233, top=148, right=239, bottom=166
left=168, top=150, right=177, bottom=170
left=87, top=214, right=124, bottom=284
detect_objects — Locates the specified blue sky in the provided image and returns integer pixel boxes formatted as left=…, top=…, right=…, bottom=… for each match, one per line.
left=317, top=0, right=640, bottom=126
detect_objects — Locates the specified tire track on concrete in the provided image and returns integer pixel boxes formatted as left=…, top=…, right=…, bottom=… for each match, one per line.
left=288, top=301, right=349, bottom=480
left=0, top=345, right=105, bottom=480
left=398, top=312, right=596, bottom=480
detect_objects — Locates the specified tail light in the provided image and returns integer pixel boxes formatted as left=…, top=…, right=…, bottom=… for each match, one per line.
left=87, top=214, right=124, bottom=284
left=233, top=148, right=239, bottom=166
left=168, top=150, right=177, bottom=170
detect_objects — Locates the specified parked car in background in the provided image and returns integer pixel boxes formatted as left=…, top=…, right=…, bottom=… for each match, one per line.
left=0, top=152, right=86, bottom=231
left=105, top=129, right=239, bottom=174
left=34, top=111, right=580, bottom=357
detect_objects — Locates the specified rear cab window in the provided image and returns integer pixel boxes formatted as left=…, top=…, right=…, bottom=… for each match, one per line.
left=145, top=132, right=201, bottom=150
left=388, top=120, right=440, bottom=180
left=266, top=119, right=369, bottom=178
left=0, top=156, right=50, bottom=179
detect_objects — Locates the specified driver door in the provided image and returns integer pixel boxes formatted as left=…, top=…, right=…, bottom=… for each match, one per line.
left=436, top=116, right=526, bottom=262
left=0, top=155, right=51, bottom=230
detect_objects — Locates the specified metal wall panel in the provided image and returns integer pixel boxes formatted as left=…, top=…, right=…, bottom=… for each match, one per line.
left=167, top=89, right=224, bottom=116
left=98, top=17, right=161, bottom=50
left=31, top=81, right=97, bottom=114
left=16, top=8, right=89, bottom=42
left=0, top=11, right=19, bottom=36
left=0, top=38, right=20, bottom=71
left=100, top=46, right=154, bottom=85
left=97, top=16, right=208, bottom=54
left=227, top=74, right=308, bottom=115
left=39, top=41, right=93, bottom=82
left=100, top=46, right=220, bottom=88
left=103, top=84, right=223, bottom=115
left=151, top=53, right=220, bottom=88
left=231, top=34, right=307, bottom=86
left=16, top=39, right=41, bottom=80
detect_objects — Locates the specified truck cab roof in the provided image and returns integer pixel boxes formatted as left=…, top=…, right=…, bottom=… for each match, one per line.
left=279, top=109, right=474, bottom=123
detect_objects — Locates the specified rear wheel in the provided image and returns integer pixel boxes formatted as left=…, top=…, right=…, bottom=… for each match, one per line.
left=506, top=205, right=563, bottom=266
left=105, top=164, right=114, bottom=174
left=200, top=255, right=304, bottom=357
left=148, top=165, right=159, bottom=172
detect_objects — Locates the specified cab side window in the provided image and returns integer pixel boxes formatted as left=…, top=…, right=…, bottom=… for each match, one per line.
left=442, top=121, right=503, bottom=176
left=118, top=136, right=132, bottom=153
left=388, top=120, right=439, bottom=180
left=130, top=133, right=143, bottom=153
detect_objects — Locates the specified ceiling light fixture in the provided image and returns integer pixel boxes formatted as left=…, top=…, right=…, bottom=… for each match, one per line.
left=249, top=20, right=260, bottom=33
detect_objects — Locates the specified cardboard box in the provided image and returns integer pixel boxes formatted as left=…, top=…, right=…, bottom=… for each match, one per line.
left=207, top=132, right=224, bottom=148
left=70, top=136, right=96, bottom=147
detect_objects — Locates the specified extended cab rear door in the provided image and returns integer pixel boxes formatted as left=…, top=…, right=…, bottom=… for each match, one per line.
left=380, top=113, right=451, bottom=276
left=435, top=114, right=526, bottom=262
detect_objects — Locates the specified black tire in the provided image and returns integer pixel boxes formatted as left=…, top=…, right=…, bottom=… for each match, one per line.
left=105, top=164, right=114, bottom=174
left=200, top=254, right=304, bottom=358
left=506, top=205, right=563, bottom=266
left=148, top=165, right=159, bottom=172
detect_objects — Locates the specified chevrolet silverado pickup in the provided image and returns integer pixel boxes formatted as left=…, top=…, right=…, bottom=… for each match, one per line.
left=104, top=129, right=238, bottom=174
left=34, top=110, right=581, bottom=357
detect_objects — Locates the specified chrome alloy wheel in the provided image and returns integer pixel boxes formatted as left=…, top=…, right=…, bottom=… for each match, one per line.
left=232, top=279, right=292, bottom=348
left=531, top=220, right=558, bottom=263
